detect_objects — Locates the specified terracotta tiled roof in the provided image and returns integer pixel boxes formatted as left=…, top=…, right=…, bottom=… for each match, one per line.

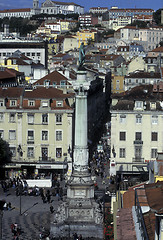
left=0, top=87, right=23, bottom=98
left=0, top=8, right=31, bottom=13
left=143, top=211, right=155, bottom=240
left=34, top=71, right=69, bottom=85
left=145, top=181, right=163, bottom=214
left=117, top=208, right=137, bottom=240
left=7, top=57, right=29, bottom=66
left=150, top=46, right=163, bottom=52
left=0, top=68, right=22, bottom=80
left=24, top=87, right=71, bottom=99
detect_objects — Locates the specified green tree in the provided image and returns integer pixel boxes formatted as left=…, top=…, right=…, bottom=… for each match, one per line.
left=128, top=20, right=147, bottom=28
left=153, top=8, right=162, bottom=25
left=0, top=138, right=12, bottom=167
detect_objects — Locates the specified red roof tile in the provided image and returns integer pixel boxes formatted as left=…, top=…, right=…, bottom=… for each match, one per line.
left=117, top=208, right=136, bottom=240
left=145, top=181, right=163, bottom=214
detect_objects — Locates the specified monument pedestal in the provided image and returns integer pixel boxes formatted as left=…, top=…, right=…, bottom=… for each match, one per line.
left=51, top=171, right=103, bottom=239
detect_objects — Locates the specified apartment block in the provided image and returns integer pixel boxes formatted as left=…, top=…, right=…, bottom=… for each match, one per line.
left=110, top=84, right=163, bottom=175
left=0, top=86, right=74, bottom=177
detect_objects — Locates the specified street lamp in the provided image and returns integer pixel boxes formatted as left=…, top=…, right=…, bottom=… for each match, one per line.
left=19, top=183, right=23, bottom=215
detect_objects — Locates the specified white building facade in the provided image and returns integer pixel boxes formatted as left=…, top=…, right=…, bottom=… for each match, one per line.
left=110, top=84, right=163, bottom=175
left=0, top=0, right=84, bottom=19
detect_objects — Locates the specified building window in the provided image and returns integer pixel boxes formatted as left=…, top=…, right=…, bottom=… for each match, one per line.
left=136, top=115, right=142, bottom=124
left=42, top=101, right=49, bottom=107
left=0, top=130, right=4, bottom=139
left=28, top=114, right=34, bottom=124
left=120, top=132, right=126, bottom=141
left=10, top=147, right=16, bottom=157
left=56, top=148, right=62, bottom=158
left=41, top=147, right=48, bottom=161
left=135, top=101, right=143, bottom=109
left=9, top=113, right=16, bottom=122
left=27, top=147, right=34, bottom=158
left=0, top=113, right=4, bottom=122
left=9, top=130, right=16, bottom=140
left=151, top=116, right=158, bottom=124
left=10, top=100, right=17, bottom=107
left=56, top=130, right=62, bottom=141
left=151, top=132, right=158, bottom=141
left=56, top=101, right=63, bottom=107
left=120, top=115, right=126, bottom=123
left=56, top=114, right=62, bottom=124
left=42, top=131, right=48, bottom=140
left=135, top=132, right=142, bottom=140
left=42, top=114, right=48, bottom=124
left=119, top=148, right=125, bottom=158
left=151, top=148, right=157, bottom=158
left=135, top=146, right=142, bottom=158
left=28, top=100, right=35, bottom=107
left=60, top=80, right=66, bottom=86
left=28, top=130, right=34, bottom=140
left=0, top=100, right=4, bottom=106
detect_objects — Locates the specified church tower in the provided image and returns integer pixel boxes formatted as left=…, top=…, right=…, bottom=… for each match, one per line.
left=31, top=0, right=40, bottom=16
left=33, top=0, right=39, bottom=9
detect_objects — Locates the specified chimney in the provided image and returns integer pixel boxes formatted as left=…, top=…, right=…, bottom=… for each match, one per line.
left=64, top=69, right=69, bottom=79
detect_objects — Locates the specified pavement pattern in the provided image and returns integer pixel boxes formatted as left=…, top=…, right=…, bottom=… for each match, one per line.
left=0, top=188, right=58, bottom=240
left=0, top=159, right=111, bottom=240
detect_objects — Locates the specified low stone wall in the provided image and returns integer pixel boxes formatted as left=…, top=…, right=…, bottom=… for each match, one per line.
left=26, top=179, right=52, bottom=188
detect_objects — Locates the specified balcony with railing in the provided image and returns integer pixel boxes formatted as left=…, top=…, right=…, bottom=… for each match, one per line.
left=38, top=157, right=55, bottom=163
left=132, top=157, right=144, bottom=163
left=133, top=140, right=143, bottom=145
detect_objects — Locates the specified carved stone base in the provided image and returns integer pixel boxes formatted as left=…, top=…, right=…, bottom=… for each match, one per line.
left=51, top=194, right=103, bottom=240
left=50, top=171, right=103, bottom=239
left=50, top=199, right=103, bottom=239
left=51, top=221, right=103, bottom=239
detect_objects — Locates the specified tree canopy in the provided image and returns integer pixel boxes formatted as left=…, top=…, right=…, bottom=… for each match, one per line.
left=153, top=8, right=162, bottom=25
left=0, top=138, right=12, bottom=167
left=0, top=17, right=39, bottom=36
left=128, top=20, right=148, bottom=28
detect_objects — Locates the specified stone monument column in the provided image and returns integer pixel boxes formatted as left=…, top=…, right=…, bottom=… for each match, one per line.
left=51, top=70, right=103, bottom=239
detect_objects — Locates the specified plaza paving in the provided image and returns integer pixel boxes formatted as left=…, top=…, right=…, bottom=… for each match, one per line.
left=0, top=188, right=58, bottom=240
left=0, top=159, right=111, bottom=240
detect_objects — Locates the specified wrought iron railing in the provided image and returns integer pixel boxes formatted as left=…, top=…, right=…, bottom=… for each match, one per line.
left=133, top=157, right=144, bottom=163
left=135, top=188, right=149, bottom=240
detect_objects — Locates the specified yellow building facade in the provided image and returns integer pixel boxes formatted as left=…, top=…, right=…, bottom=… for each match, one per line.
left=0, top=86, right=74, bottom=177
left=112, top=75, right=125, bottom=93
left=74, top=30, right=97, bottom=48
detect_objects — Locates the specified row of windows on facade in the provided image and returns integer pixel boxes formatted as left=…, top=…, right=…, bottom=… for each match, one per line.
left=10, top=146, right=62, bottom=158
left=119, top=131, right=158, bottom=141
left=119, top=147, right=157, bottom=159
left=0, top=12, right=30, bottom=17
left=119, top=114, right=159, bottom=124
left=119, top=79, right=160, bottom=85
left=0, top=52, right=41, bottom=57
left=0, top=129, right=63, bottom=141
left=0, top=113, right=62, bottom=124
left=0, top=99, right=63, bottom=108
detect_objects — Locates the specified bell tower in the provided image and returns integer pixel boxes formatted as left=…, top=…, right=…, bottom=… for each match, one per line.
left=33, top=0, right=39, bottom=9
